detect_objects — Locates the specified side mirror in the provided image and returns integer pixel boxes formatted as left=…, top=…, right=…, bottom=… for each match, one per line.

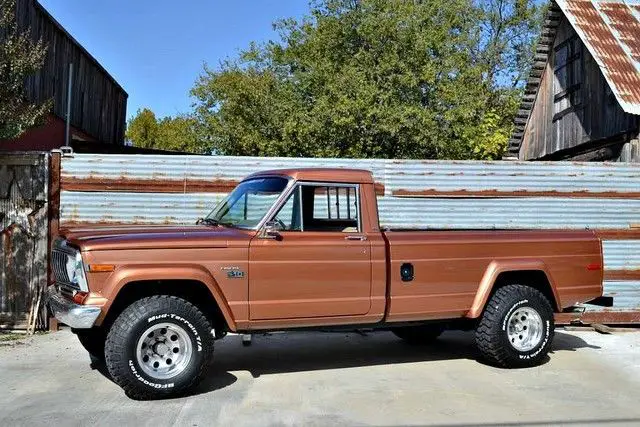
left=261, top=221, right=281, bottom=240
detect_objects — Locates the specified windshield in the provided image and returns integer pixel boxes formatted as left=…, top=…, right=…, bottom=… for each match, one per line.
left=205, top=177, right=289, bottom=229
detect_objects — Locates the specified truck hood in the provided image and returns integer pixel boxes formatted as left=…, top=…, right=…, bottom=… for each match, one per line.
left=60, top=225, right=255, bottom=251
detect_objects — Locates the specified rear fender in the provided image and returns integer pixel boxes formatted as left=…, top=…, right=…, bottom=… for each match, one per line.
left=466, top=260, right=560, bottom=319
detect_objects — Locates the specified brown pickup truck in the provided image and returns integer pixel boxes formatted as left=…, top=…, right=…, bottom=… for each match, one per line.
left=47, top=168, right=610, bottom=399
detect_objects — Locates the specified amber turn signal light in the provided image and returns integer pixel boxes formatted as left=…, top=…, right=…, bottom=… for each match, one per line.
left=88, top=264, right=115, bottom=272
left=72, top=291, right=89, bottom=304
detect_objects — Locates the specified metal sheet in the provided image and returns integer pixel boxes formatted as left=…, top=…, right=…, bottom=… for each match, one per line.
left=62, top=154, right=640, bottom=197
left=556, top=0, right=640, bottom=114
left=377, top=197, right=640, bottom=230
left=587, top=281, right=640, bottom=310
left=59, top=153, right=640, bottom=317
left=60, top=191, right=640, bottom=231
left=61, top=192, right=225, bottom=225
left=602, top=240, right=640, bottom=271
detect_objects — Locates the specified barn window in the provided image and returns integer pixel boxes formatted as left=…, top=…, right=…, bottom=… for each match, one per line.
left=553, top=35, right=582, bottom=120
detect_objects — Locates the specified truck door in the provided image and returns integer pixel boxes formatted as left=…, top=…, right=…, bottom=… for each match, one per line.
left=249, top=183, right=372, bottom=320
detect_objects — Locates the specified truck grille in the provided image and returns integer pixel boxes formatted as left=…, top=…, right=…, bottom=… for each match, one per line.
left=52, top=240, right=81, bottom=296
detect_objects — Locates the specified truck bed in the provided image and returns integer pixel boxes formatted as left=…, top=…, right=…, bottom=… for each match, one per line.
left=382, top=229, right=603, bottom=322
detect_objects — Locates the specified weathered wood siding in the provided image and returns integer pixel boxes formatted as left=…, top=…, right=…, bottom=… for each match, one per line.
left=11, top=0, right=128, bottom=144
left=520, top=18, right=638, bottom=160
left=0, top=153, right=49, bottom=330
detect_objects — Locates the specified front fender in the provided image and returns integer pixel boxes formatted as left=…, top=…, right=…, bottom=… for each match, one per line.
left=465, top=260, right=560, bottom=319
left=95, top=264, right=237, bottom=331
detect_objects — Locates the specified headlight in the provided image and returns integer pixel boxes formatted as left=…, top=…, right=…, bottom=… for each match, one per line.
left=65, top=251, right=88, bottom=290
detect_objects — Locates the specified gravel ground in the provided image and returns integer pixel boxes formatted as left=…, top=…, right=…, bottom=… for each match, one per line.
left=0, top=327, right=639, bottom=427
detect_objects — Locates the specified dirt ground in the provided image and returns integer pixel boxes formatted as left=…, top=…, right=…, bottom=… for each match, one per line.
left=0, top=328, right=639, bottom=426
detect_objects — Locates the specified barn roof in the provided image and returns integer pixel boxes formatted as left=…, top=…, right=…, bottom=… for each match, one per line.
left=507, top=0, right=640, bottom=158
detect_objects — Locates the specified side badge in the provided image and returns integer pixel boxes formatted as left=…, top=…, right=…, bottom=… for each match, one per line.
left=221, top=266, right=245, bottom=279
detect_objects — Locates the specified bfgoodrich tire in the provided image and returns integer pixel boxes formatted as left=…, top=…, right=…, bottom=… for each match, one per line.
left=104, top=295, right=214, bottom=400
left=475, top=284, right=554, bottom=368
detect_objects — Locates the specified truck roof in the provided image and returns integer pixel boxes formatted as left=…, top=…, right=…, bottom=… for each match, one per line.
left=245, top=168, right=374, bottom=184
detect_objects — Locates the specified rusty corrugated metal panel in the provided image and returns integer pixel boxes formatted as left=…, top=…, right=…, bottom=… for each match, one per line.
left=556, top=0, right=640, bottom=114
left=588, top=281, right=640, bottom=310
left=60, top=154, right=640, bottom=230
left=556, top=309, right=640, bottom=323
left=59, top=153, right=640, bottom=317
left=62, top=155, right=640, bottom=196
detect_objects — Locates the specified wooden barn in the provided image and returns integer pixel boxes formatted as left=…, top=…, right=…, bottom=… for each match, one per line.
left=507, top=0, right=640, bottom=162
left=0, top=0, right=128, bottom=151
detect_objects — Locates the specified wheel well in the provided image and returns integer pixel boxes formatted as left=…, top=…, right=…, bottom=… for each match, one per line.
left=101, top=280, right=228, bottom=334
left=492, top=270, right=559, bottom=311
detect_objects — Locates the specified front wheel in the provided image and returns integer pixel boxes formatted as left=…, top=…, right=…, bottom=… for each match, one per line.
left=475, top=284, right=554, bottom=368
left=104, top=295, right=214, bottom=400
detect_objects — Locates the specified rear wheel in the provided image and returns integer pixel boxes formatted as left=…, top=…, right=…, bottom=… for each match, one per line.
left=391, top=325, right=443, bottom=345
left=475, top=284, right=554, bottom=368
left=104, top=295, right=214, bottom=400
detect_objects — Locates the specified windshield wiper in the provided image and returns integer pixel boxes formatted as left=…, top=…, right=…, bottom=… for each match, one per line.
left=196, top=217, right=236, bottom=228
left=196, top=217, right=220, bottom=226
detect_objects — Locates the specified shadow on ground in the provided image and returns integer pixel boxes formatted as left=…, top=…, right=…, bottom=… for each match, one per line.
left=90, top=329, right=601, bottom=398
left=213, top=329, right=599, bottom=377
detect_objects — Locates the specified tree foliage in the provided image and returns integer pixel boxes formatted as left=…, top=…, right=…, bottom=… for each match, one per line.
left=131, top=0, right=543, bottom=159
left=126, top=108, right=203, bottom=153
left=189, top=0, right=543, bottom=159
left=0, top=0, right=50, bottom=140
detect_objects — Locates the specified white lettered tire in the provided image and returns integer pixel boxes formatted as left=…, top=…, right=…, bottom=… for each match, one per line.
left=105, top=295, right=214, bottom=400
left=475, top=284, right=554, bottom=368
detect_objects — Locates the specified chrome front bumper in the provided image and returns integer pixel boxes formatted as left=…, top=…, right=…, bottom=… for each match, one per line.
left=46, top=287, right=101, bottom=329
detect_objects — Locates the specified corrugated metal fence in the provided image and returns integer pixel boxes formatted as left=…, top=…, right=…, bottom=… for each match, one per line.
left=59, top=154, right=640, bottom=323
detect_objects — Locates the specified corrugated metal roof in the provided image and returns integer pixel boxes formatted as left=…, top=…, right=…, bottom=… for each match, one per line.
left=507, top=0, right=640, bottom=158
left=556, top=0, right=640, bottom=115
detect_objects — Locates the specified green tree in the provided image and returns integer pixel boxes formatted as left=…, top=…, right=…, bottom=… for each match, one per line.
left=126, top=108, right=159, bottom=149
left=191, top=0, right=543, bottom=159
left=156, top=115, right=203, bottom=153
left=0, top=0, right=50, bottom=140
left=126, top=108, right=204, bottom=153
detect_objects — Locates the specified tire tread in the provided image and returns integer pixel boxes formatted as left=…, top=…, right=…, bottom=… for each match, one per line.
left=104, top=295, right=213, bottom=400
left=475, top=284, right=554, bottom=368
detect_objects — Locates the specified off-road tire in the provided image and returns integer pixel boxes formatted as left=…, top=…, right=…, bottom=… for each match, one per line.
left=74, top=327, right=106, bottom=360
left=391, top=325, right=444, bottom=345
left=475, top=284, right=554, bottom=368
left=104, top=295, right=214, bottom=400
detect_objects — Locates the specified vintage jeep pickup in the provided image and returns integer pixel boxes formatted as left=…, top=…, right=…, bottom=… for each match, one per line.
left=47, top=168, right=610, bottom=399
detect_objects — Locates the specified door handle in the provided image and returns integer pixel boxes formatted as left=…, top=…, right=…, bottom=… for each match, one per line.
left=345, top=235, right=367, bottom=241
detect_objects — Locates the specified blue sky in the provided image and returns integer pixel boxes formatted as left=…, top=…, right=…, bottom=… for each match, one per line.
left=38, top=1, right=310, bottom=121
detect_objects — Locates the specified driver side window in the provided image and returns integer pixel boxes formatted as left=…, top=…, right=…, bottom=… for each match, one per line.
left=272, top=187, right=301, bottom=231
left=270, top=183, right=360, bottom=232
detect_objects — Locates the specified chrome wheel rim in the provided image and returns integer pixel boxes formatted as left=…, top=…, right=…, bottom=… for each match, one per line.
left=136, top=323, right=193, bottom=380
left=506, top=307, right=544, bottom=352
